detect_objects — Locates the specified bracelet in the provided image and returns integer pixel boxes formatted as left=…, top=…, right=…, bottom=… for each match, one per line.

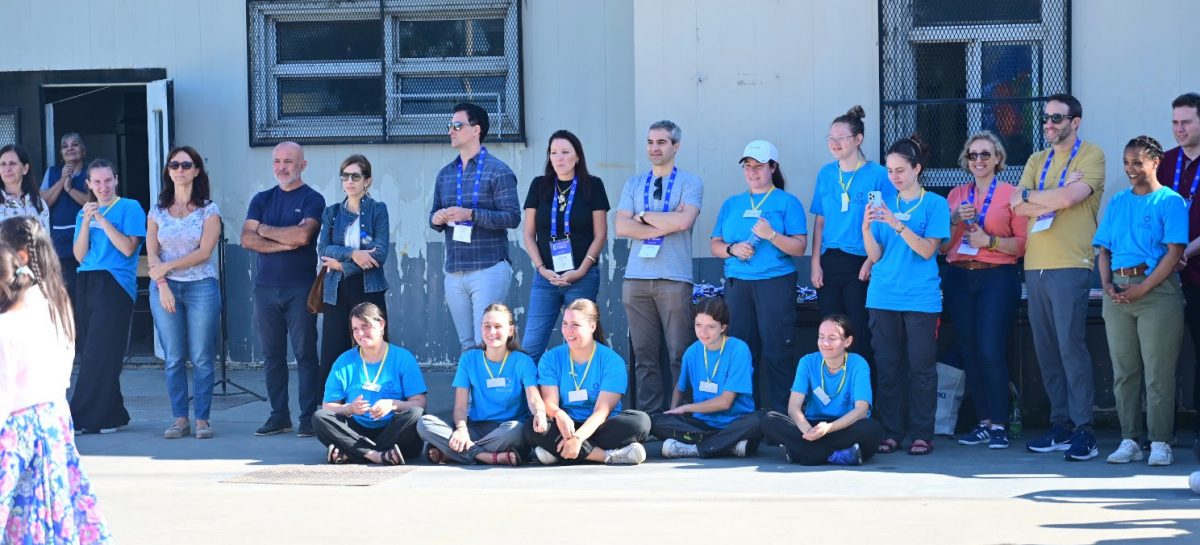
left=155, top=278, right=167, bottom=286
left=584, top=254, right=597, bottom=264
left=893, top=224, right=905, bottom=235
left=726, top=243, right=735, bottom=257
left=987, top=236, right=999, bottom=250
left=767, top=230, right=778, bottom=241
left=536, top=263, right=545, bottom=271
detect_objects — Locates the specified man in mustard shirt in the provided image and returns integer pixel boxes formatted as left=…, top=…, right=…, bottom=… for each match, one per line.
left=1009, top=93, right=1105, bottom=462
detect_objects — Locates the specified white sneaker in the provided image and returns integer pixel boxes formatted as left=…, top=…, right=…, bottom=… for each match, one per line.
left=1147, top=442, right=1174, bottom=466
left=605, top=443, right=647, bottom=465
left=533, top=446, right=559, bottom=465
left=661, top=438, right=699, bottom=459
left=732, top=439, right=749, bottom=458
left=1106, top=439, right=1143, bottom=464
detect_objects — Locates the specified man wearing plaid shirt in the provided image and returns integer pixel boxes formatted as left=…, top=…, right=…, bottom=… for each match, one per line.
left=430, top=103, right=521, bottom=352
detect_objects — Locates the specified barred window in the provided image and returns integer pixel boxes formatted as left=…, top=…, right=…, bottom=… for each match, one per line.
left=0, top=108, right=16, bottom=147
left=880, top=0, right=1071, bottom=187
left=248, top=0, right=523, bottom=146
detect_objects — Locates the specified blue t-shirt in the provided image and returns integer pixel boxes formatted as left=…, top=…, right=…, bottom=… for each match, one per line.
left=323, top=344, right=428, bottom=428
left=811, top=161, right=895, bottom=256
left=451, top=349, right=538, bottom=422
left=792, top=352, right=873, bottom=422
left=677, top=337, right=755, bottom=428
left=246, top=184, right=325, bottom=287
left=711, top=188, right=808, bottom=280
left=866, top=190, right=950, bottom=312
left=73, top=198, right=147, bottom=300
left=1093, top=186, right=1189, bottom=271
left=537, top=343, right=626, bottom=422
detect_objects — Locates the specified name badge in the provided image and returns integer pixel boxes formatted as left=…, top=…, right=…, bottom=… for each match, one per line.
left=840, top=193, right=850, bottom=213
left=362, top=382, right=381, bottom=393
left=894, top=213, right=911, bottom=221
left=958, top=237, right=979, bottom=256
left=550, top=239, right=574, bottom=272
left=638, top=238, right=663, bottom=258
left=1031, top=212, right=1056, bottom=233
left=452, top=223, right=473, bottom=243
left=567, top=389, right=588, bottom=403
left=812, top=386, right=832, bottom=405
left=698, top=381, right=719, bottom=394
left=486, top=377, right=507, bottom=389
left=742, top=209, right=761, bottom=218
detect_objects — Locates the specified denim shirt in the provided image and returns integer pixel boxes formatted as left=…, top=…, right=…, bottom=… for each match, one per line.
left=317, top=197, right=390, bottom=305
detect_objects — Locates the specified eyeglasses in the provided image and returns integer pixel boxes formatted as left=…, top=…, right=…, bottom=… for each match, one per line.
left=167, top=161, right=195, bottom=171
left=826, top=135, right=856, bottom=143
left=965, top=151, right=994, bottom=161
left=448, top=121, right=476, bottom=132
left=1039, top=113, right=1076, bottom=125
left=339, top=172, right=365, bottom=182
left=653, top=177, right=663, bottom=200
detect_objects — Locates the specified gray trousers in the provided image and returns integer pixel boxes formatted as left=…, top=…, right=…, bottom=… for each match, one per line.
left=1026, top=268, right=1094, bottom=429
left=416, top=414, right=526, bottom=464
left=623, top=279, right=695, bottom=412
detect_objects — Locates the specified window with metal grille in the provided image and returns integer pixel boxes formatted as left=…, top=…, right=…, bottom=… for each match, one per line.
left=247, top=0, right=523, bottom=146
left=0, top=108, right=17, bottom=147
left=879, top=0, right=1071, bottom=187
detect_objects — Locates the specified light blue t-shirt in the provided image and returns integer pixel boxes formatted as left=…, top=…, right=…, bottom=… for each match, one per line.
left=1093, top=186, right=1189, bottom=271
left=792, top=352, right=873, bottom=422
left=711, top=188, right=808, bottom=280
left=537, top=343, right=626, bottom=422
left=452, top=348, right=538, bottom=422
left=324, top=344, right=428, bottom=429
left=677, top=337, right=755, bottom=428
left=866, top=190, right=950, bottom=313
left=618, top=169, right=704, bottom=283
left=811, top=161, right=895, bottom=256
left=74, top=198, right=147, bottom=300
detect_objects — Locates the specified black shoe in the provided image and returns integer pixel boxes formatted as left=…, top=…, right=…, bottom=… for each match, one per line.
left=296, top=425, right=315, bottom=438
left=255, top=419, right=293, bottom=436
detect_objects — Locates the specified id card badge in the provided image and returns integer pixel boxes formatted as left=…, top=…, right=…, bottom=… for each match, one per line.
left=486, top=377, right=507, bottom=389
left=812, top=386, right=832, bottom=405
left=638, top=238, right=663, bottom=258
left=698, top=381, right=719, bottom=394
left=452, top=222, right=473, bottom=243
left=958, top=237, right=980, bottom=256
left=550, top=239, right=574, bottom=272
left=1031, top=212, right=1056, bottom=233
left=840, top=192, right=850, bottom=213
left=742, top=209, right=761, bottom=219
left=362, top=382, right=382, bottom=393
left=567, top=389, right=588, bottom=403
left=894, top=213, right=911, bottom=221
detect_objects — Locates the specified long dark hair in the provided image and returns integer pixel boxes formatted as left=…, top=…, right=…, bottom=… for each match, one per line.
left=564, top=298, right=606, bottom=345
left=157, top=146, right=211, bottom=210
left=0, top=144, right=45, bottom=214
left=538, top=130, right=593, bottom=201
left=0, top=216, right=73, bottom=342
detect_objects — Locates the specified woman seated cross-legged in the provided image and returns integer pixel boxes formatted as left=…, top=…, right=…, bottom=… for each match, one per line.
left=650, top=297, right=763, bottom=459
left=417, top=303, right=547, bottom=465
left=762, top=314, right=883, bottom=465
left=524, top=298, right=651, bottom=465
left=314, top=302, right=426, bottom=465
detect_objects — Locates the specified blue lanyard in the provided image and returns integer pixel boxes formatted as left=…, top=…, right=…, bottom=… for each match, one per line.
left=1173, top=151, right=1200, bottom=202
left=1038, top=139, right=1081, bottom=191
left=964, top=177, right=998, bottom=230
left=643, top=167, right=678, bottom=213
left=455, top=147, right=488, bottom=219
left=549, top=177, right=578, bottom=240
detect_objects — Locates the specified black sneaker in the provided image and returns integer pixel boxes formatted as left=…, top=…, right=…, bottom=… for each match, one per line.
left=296, top=424, right=315, bottom=438
left=255, top=419, right=293, bottom=436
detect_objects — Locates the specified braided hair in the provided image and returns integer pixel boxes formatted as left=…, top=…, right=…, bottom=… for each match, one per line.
left=0, top=216, right=74, bottom=342
left=1125, top=135, right=1164, bottom=160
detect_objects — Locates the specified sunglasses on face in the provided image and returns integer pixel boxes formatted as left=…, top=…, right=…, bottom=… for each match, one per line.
left=448, top=121, right=476, bottom=132
left=167, top=161, right=195, bottom=171
left=1039, top=113, right=1075, bottom=125
left=340, top=172, right=365, bottom=182
left=966, top=151, right=993, bottom=161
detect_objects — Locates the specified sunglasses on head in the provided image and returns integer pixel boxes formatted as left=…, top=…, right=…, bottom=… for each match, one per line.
left=448, top=121, right=476, bottom=132
left=339, top=172, right=365, bottom=182
left=966, top=151, right=993, bottom=161
left=1039, top=113, right=1076, bottom=125
left=167, top=161, right=195, bottom=171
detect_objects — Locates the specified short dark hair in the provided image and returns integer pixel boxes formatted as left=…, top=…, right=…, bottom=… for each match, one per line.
left=1045, top=93, right=1083, bottom=118
left=1173, top=92, right=1200, bottom=112
left=452, top=102, right=490, bottom=142
left=886, top=133, right=929, bottom=174
left=693, top=297, right=730, bottom=327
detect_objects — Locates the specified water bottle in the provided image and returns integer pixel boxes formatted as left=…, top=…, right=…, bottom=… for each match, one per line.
left=741, top=212, right=769, bottom=261
left=1008, top=382, right=1023, bottom=439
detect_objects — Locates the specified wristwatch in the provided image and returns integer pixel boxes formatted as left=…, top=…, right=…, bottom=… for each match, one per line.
left=637, top=211, right=647, bottom=224
left=1021, top=189, right=1031, bottom=203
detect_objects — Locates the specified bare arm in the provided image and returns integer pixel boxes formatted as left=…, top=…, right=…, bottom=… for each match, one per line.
left=641, top=204, right=700, bottom=234
left=257, top=218, right=320, bottom=247
left=452, top=388, right=471, bottom=429
left=522, top=208, right=543, bottom=268
left=823, top=400, right=870, bottom=433
left=241, top=219, right=299, bottom=253
left=393, top=393, right=427, bottom=411
left=672, top=390, right=737, bottom=414
left=73, top=217, right=90, bottom=263
left=525, top=386, right=547, bottom=419
left=614, top=209, right=670, bottom=240
left=786, top=391, right=813, bottom=433
left=572, top=391, right=621, bottom=442
left=93, top=215, right=140, bottom=257
left=576, top=210, right=608, bottom=273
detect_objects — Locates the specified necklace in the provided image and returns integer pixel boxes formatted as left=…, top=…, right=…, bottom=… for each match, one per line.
left=555, top=180, right=571, bottom=211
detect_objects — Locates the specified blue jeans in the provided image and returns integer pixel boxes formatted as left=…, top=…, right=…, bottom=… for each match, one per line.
left=942, top=264, right=1020, bottom=424
left=150, top=278, right=221, bottom=420
left=444, top=260, right=512, bottom=352
left=253, top=284, right=320, bottom=427
left=521, top=267, right=600, bottom=363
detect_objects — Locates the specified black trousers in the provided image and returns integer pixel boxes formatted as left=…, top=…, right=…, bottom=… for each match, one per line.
left=313, top=407, right=423, bottom=462
left=816, top=250, right=874, bottom=367
left=319, top=276, right=388, bottom=383
left=59, top=254, right=80, bottom=303
left=649, top=412, right=764, bottom=458
left=69, top=271, right=133, bottom=430
left=1184, top=286, right=1200, bottom=432
left=725, top=272, right=798, bottom=413
left=523, top=410, right=651, bottom=464
left=869, top=309, right=939, bottom=442
left=761, top=411, right=884, bottom=465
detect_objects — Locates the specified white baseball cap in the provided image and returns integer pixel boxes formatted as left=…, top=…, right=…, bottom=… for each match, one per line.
left=739, top=140, right=779, bottom=164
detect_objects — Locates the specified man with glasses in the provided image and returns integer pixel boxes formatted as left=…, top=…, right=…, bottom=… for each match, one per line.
left=614, top=120, right=703, bottom=412
left=242, top=141, right=326, bottom=437
left=1009, top=93, right=1106, bottom=461
left=430, top=103, right=520, bottom=352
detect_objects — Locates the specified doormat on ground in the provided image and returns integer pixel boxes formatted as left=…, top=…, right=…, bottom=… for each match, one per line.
left=221, top=464, right=417, bottom=486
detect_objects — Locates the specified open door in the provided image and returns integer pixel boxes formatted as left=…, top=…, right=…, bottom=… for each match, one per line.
left=146, top=79, right=173, bottom=206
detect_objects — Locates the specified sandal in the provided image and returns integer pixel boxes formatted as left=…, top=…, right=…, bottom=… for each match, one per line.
left=877, top=438, right=899, bottom=454
left=490, top=449, right=522, bottom=466
left=326, top=444, right=349, bottom=464
left=426, top=446, right=447, bottom=465
left=908, top=439, right=933, bottom=456
left=381, top=444, right=405, bottom=466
